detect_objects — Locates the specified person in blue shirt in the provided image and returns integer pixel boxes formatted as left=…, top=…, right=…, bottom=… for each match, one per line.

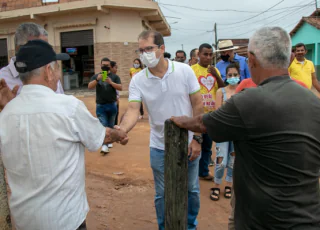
left=216, top=40, right=250, bottom=81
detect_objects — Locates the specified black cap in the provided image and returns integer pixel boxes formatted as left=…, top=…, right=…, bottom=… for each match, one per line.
left=15, top=40, right=70, bottom=73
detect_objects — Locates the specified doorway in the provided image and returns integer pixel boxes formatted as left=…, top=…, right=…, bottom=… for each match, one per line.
left=0, top=38, right=8, bottom=69
left=61, top=30, right=94, bottom=90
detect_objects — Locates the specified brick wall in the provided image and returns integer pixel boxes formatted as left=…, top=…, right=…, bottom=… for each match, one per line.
left=94, top=42, right=139, bottom=92
left=0, top=0, right=82, bottom=12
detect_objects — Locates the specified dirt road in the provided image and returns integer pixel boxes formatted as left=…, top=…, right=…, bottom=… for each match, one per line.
left=80, top=96, right=231, bottom=230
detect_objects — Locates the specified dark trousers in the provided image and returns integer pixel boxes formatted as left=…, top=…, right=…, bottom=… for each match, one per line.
left=140, top=103, right=144, bottom=116
left=115, top=102, right=119, bottom=126
left=77, top=221, right=87, bottom=230
left=96, top=102, right=117, bottom=128
left=199, top=133, right=213, bottom=177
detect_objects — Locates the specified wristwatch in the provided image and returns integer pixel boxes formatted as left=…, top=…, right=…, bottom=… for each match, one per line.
left=193, top=135, right=203, bottom=144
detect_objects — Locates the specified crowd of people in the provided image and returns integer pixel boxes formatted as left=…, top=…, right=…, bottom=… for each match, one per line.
left=0, top=21, right=319, bottom=230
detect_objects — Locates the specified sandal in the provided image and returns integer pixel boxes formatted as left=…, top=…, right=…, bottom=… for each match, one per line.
left=224, top=186, right=232, bottom=199
left=210, top=188, right=220, bottom=201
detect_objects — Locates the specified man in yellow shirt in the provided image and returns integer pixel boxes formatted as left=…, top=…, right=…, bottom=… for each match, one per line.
left=289, top=43, right=320, bottom=92
left=191, top=43, right=224, bottom=180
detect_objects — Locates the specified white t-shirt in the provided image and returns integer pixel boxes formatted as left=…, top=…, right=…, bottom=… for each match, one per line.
left=129, top=60, right=200, bottom=150
left=0, top=85, right=105, bottom=230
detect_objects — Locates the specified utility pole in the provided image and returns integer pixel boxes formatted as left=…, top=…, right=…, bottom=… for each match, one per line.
left=315, top=0, right=318, bottom=9
left=181, top=44, right=184, bottom=50
left=214, top=23, right=218, bottom=65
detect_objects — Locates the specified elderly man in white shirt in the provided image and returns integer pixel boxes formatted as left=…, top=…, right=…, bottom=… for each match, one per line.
left=0, top=22, right=64, bottom=94
left=0, top=40, right=127, bottom=230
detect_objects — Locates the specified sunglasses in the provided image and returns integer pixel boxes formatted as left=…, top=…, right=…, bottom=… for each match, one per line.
left=227, top=73, right=239, bottom=77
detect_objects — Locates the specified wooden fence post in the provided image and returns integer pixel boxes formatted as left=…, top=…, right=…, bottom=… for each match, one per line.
left=0, top=158, right=11, bottom=230
left=164, top=119, right=188, bottom=230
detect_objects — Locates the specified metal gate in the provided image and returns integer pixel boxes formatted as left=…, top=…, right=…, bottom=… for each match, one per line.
left=60, top=30, right=94, bottom=47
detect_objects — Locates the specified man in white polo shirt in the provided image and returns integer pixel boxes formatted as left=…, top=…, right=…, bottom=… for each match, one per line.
left=117, top=30, right=203, bottom=230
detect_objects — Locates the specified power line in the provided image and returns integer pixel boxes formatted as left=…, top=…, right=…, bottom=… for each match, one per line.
left=219, top=0, right=314, bottom=36
left=218, top=0, right=285, bottom=26
left=159, top=3, right=260, bottom=13
left=159, top=2, right=314, bottom=14
left=231, top=4, right=314, bottom=38
left=218, top=2, right=314, bottom=31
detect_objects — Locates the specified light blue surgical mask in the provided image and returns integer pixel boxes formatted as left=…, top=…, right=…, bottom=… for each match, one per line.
left=226, top=77, right=240, bottom=85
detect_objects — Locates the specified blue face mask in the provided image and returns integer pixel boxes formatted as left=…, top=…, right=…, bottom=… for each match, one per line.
left=226, top=77, right=240, bottom=85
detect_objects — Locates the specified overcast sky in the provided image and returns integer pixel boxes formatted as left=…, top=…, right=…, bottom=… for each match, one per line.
left=158, top=0, right=317, bottom=59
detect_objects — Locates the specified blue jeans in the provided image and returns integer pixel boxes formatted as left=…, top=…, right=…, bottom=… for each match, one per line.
left=199, top=133, right=213, bottom=177
left=150, top=148, right=200, bottom=230
left=214, top=141, right=235, bottom=184
left=96, top=102, right=117, bottom=128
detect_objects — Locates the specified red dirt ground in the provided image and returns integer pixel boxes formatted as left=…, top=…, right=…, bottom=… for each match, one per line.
left=80, top=96, right=232, bottom=230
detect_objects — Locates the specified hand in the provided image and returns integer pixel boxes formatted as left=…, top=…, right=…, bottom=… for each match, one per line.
left=170, top=116, right=190, bottom=129
left=188, top=139, right=201, bottom=161
left=0, top=79, right=19, bottom=110
left=114, top=125, right=129, bottom=145
left=97, top=74, right=102, bottom=81
left=105, top=77, right=112, bottom=85
left=105, top=127, right=129, bottom=145
left=207, top=66, right=219, bottom=78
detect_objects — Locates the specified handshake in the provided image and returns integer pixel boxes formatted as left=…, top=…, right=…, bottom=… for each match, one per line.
left=104, top=126, right=129, bottom=145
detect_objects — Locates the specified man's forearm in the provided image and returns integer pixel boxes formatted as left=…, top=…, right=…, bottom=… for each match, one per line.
left=192, top=103, right=204, bottom=135
left=182, top=115, right=207, bottom=133
left=111, top=83, right=122, bottom=91
left=119, top=108, right=140, bottom=133
left=313, top=79, right=320, bottom=93
left=88, top=80, right=97, bottom=89
left=216, top=76, right=225, bottom=88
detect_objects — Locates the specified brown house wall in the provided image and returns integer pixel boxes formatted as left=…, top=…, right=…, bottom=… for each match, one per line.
left=94, top=42, right=139, bottom=91
left=0, top=0, right=82, bottom=12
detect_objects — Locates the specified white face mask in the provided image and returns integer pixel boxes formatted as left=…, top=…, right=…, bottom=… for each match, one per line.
left=133, top=63, right=140, bottom=69
left=140, top=51, right=160, bottom=68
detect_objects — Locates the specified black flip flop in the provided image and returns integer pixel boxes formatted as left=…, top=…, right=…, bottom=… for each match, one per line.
left=224, top=186, right=232, bottom=199
left=210, top=188, right=220, bottom=201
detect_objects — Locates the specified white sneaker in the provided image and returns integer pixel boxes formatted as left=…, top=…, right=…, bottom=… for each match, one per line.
left=100, top=145, right=109, bottom=155
left=108, top=144, right=113, bottom=148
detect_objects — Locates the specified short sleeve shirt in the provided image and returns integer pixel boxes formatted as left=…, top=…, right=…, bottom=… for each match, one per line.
left=90, top=72, right=121, bottom=104
left=216, top=53, right=251, bottom=81
left=288, top=58, right=315, bottom=89
left=129, top=60, right=200, bottom=150
left=203, top=76, right=320, bottom=229
left=129, top=67, right=142, bottom=78
left=191, top=63, right=219, bottom=113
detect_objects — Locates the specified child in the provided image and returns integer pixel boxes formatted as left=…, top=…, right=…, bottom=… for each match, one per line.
left=210, top=62, right=240, bottom=201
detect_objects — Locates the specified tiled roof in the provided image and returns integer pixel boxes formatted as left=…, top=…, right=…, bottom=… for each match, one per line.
left=290, top=9, right=320, bottom=36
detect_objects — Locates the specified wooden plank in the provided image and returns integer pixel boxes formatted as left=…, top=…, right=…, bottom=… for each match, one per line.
left=0, top=158, right=11, bottom=230
left=164, top=119, right=188, bottom=230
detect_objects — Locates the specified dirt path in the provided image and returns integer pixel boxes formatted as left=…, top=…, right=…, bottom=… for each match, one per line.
left=80, top=96, right=231, bottom=230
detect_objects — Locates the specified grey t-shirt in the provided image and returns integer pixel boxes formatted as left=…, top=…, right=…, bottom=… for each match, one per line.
left=90, top=73, right=121, bottom=104
left=203, top=76, right=320, bottom=229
